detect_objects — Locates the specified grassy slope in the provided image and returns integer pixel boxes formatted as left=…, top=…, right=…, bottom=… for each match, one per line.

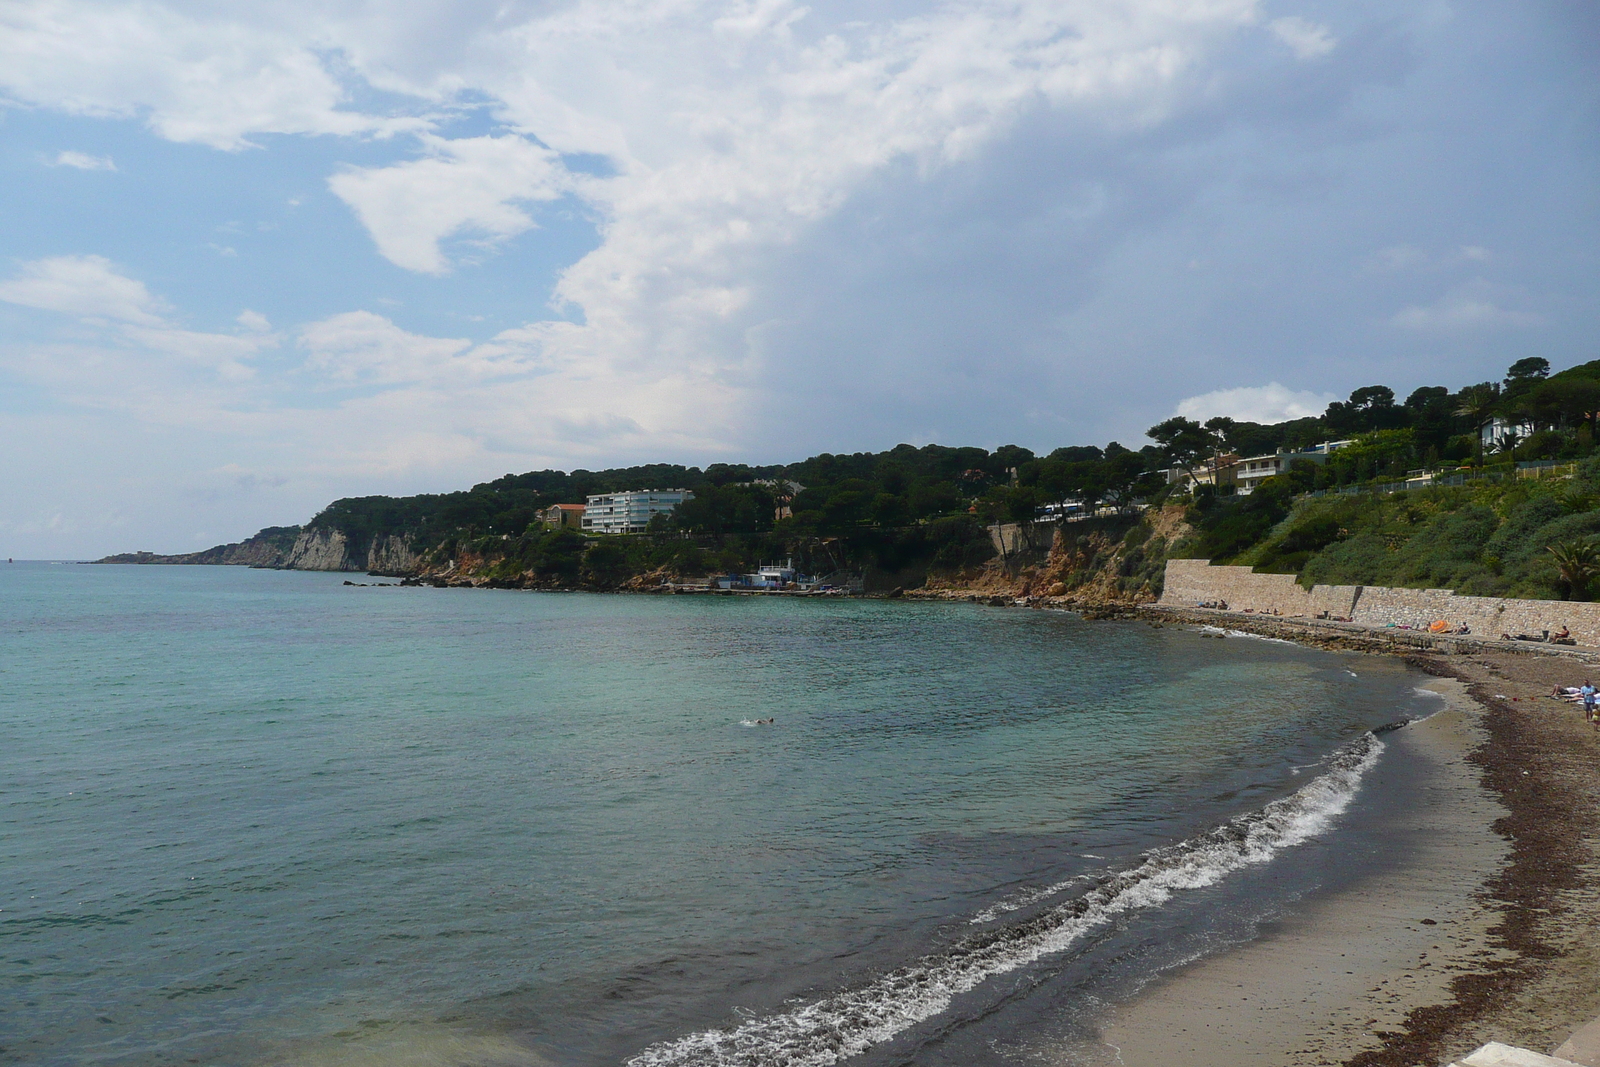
left=1208, top=459, right=1600, bottom=598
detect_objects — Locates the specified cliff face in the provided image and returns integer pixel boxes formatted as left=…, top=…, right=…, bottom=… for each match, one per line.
left=282, top=528, right=353, bottom=570
left=366, top=534, right=422, bottom=575
left=917, top=505, right=1192, bottom=605
left=279, top=528, right=422, bottom=573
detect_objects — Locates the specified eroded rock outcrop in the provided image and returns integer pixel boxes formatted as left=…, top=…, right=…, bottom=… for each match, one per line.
left=366, top=535, right=421, bottom=575
left=279, top=528, right=421, bottom=573
left=914, top=504, right=1192, bottom=608
left=282, top=528, right=356, bottom=570
left=94, top=526, right=302, bottom=567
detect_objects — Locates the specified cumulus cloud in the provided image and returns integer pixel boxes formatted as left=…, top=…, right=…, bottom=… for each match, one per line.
left=173, top=0, right=1282, bottom=477
left=1268, top=16, right=1336, bottom=59
left=0, top=255, right=169, bottom=325
left=472, top=0, right=1262, bottom=395
left=51, top=150, right=116, bottom=170
left=1175, top=383, right=1337, bottom=424
left=3, top=0, right=1273, bottom=391
left=0, top=257, right=273, bottom=382
left=1392, top=281, right=1543, bottom=330
left=0, top=3, right=428, bottom=149
left=297, top=310, right=568, bottom=384
left=328, top=135, right=568, bottom=274
left=299, top=311, right=473, bottom=382
left=121, top=325, right=265, bottom=379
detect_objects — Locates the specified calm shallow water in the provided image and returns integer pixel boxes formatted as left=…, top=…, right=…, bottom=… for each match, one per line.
left=0, top=563, right=1441, bottom=1066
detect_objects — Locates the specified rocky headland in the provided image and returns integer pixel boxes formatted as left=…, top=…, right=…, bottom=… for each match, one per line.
left=96, top=525, right=423, bottom=575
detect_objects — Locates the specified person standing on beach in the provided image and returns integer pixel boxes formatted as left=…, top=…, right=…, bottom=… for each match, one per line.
left=1582, top=681, right=1597, bottom=722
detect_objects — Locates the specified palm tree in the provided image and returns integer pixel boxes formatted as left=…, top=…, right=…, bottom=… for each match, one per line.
left=1548, top=540, right=1600, bottom=601
left=1454, top=385, right=1498, bottom=469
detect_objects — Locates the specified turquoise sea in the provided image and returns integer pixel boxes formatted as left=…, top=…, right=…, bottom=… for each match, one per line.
left=1, top=563, right=1444, bottom=1066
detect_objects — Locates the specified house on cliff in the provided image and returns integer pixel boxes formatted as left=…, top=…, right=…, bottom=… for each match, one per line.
left=540, top=503, right=586, bottom=530
left=1170, top=440, right=1354, bottom=496
left=1234, top=440, right=1353, bottom=495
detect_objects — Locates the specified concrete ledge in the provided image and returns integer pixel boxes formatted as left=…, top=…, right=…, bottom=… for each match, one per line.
left=1553, top=1016, right=1600, bottom=1066
left=1144, top=604, right=1600, bottom=664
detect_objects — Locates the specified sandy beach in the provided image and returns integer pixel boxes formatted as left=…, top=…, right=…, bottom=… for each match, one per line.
left=1090, top=628, right=1600, bottom=1067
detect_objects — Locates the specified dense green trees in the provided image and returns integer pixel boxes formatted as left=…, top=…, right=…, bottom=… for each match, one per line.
left=1143, top=358, right=1600, bottom=496
left=291, top=355, right=1600, bottom=589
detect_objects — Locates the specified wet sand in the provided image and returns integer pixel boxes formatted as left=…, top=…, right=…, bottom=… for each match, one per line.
left=1090, top=641, right=1600, bottom=1067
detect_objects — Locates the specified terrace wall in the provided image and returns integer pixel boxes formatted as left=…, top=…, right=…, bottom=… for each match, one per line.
left=1161, top=558, right=1600, bottom=645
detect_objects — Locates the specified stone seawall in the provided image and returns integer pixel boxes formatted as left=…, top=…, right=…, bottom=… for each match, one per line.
left=1161, top=558, right=1600, bottom=647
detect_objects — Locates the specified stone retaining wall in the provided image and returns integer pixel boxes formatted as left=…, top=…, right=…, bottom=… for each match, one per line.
left=988, top=521, right=1053, bottom=559
left=1162, top=558, right=1600, bottom=646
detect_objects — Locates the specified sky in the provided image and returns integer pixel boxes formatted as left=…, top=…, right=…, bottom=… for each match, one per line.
left=0, top=0, right=1596, bottom=557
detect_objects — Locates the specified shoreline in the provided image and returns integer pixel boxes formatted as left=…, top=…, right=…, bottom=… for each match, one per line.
left=1071, top=610, right=1600, bottom=1066
left=1090, top=677, right=1506, bottom=1066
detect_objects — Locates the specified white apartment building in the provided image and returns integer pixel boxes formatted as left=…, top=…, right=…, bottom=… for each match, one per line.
left=581, top=489, right=693, bottom=534
left=1235, top=440, right=1353, bottom=495
left=1481, top=417, right=1537, bottom=450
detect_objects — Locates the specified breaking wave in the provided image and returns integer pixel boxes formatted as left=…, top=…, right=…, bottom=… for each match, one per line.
left=627, top=730, right=1388, bottom=1067
left=1197, top=625, right=1298, bottom=645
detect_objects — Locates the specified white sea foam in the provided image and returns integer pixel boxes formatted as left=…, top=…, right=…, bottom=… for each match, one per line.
left=970, top=873, right=1094, bottom=924
left=626, top=731, right=1387, bottom=1067
left=1413, top=687, right=1445, bottom=699
left=1225, top=629, right=1298, bottom=645
left=1196, top=625, right=1297, bottom=645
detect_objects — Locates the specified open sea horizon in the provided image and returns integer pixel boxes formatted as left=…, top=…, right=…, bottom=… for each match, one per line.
left=1, top=562, right=1446, bottom=1066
